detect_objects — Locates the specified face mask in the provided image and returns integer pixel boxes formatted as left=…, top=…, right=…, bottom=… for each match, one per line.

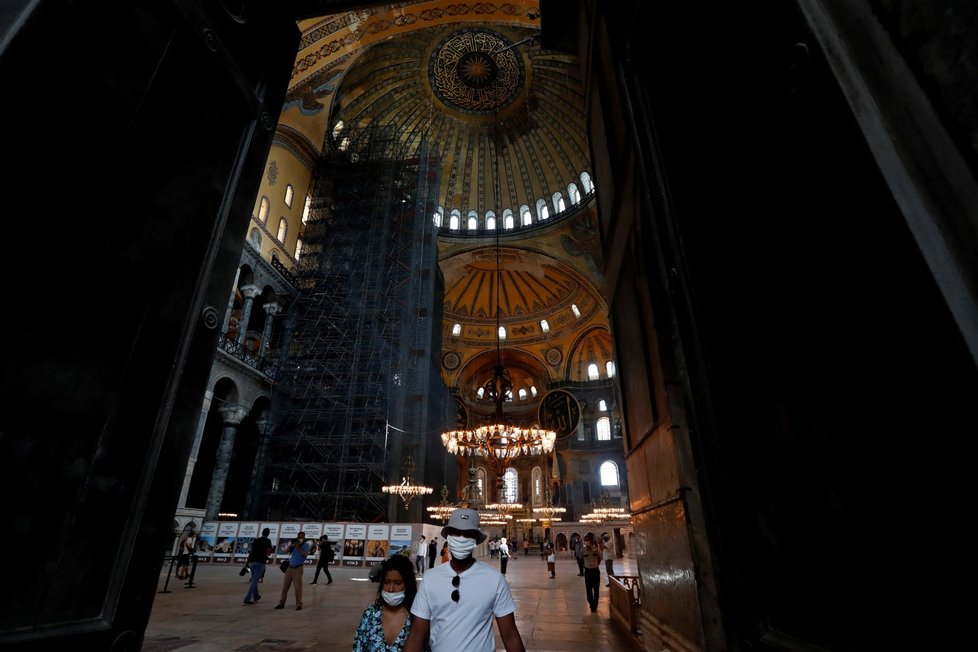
left=447, top=535, right=477, bottom=559
left=382, top=590, right=405, bottom=607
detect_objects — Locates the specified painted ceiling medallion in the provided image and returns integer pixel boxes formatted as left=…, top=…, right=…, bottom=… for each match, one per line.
left=430, top=29, right=523, bottom=114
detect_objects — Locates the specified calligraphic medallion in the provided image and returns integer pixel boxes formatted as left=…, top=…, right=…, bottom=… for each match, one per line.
left=429, top=29, right=524, bottom=115
left=538, top=389, right=581, bottom=439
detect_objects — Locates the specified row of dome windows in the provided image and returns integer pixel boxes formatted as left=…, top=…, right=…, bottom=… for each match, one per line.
left=434, top=172, right=594, bottom=231
left=475, top=367, right=616, bottom=405
left=452, top=305, right=584, bottom=341
left=257, top=172, right=596, bottom=260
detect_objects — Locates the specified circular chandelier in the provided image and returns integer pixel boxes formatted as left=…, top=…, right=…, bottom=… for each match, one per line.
left=426, top=485, right=457, bottom=522
left=532, top=485, right=566, bottom=521
left=580, top=506, right=630, bottom=523
left=484, top=502, right=524, bottom=512
left=381, top=456, right=433, bottom=508
left=441, top=359, right=557, bottom=480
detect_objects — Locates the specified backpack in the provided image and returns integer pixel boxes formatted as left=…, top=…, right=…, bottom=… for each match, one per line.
left=324, top=544, right=335, bottom=562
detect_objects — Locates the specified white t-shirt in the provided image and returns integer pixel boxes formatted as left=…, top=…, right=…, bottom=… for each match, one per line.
left=417, top=540, right=427, bottom=556
left=411, top=559, right=516, bottom=652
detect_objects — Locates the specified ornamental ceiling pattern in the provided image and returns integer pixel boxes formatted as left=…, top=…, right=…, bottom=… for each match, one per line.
left=325, top=22, right=587, bottom=220
left=283, top=2, right=612, bottom=393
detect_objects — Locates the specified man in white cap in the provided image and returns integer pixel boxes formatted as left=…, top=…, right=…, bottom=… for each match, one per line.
left=404, top=508, right=525, bottom=652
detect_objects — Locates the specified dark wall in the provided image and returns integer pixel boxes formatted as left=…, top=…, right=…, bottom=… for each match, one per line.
left=0, top=2, right=297, bottom=649
left=589, top=0, right=978, bottom=649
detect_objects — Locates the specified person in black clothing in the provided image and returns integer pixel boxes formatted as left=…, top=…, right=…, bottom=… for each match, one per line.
left=311, top=534, right=334, bottom=585
left=427, top=536, right=438, bottom=569
left=244, top=528, right=273, bottom=604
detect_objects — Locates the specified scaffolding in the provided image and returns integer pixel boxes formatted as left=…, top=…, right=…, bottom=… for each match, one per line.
left=263, top=125, right=451, bottom=523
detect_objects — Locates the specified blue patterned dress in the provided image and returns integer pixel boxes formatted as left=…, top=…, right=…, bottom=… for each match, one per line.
left=352, top=604, right=413, bottom=652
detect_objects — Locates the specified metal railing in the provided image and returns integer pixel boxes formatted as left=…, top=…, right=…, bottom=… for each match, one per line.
left=217, top=334, right=277, bottom=378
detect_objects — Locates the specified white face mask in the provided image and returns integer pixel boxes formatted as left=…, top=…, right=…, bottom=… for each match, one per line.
left=382, top=590, right=405, bottom=607
left=447, top=535, right=477, bottom=559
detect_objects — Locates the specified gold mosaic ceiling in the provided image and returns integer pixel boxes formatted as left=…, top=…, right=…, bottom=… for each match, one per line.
left=325, top=22, right=588, bottom=218
left=284, top=2, right=611, bottom=392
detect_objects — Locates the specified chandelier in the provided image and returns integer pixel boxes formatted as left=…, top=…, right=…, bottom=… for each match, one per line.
left=580, top=503, right=630, bottom=524
left=440, top=181, right=556, bottom=476
left=484, top=502, right=525, bottom=513
left=381, top=455, right=433, bottom=508
left=426, top=484, right=457, bottom=522
left=440, top=67, right=557, bottom=487
left=532, top=485, right=566, bottom=521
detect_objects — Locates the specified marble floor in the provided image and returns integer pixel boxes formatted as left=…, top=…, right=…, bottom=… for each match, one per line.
left=144, top=551, right=639, bottom=651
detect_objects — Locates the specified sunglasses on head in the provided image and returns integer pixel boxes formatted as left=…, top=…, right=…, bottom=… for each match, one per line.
left=451, top=574, right=460, bottom=603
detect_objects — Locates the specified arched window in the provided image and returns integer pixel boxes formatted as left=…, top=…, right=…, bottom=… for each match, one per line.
left=580, top=171, right=594, bottom=194
left=433, top=206, right=444, bottom=227
left=503, top=467, right=519, bottom=503
left=596, top=417, right=612, bottom=441
left=536, top=198, right=549, bottom=221
left=294, top=238, right=303, bottom=260
left=249, top=228, right=262, bottom=251
left=519, top=205, right=532, bottom=226
left=301, top=194, right=312, bottom=224
left=606, top=361, right=616, bottom=378
left=552, top=191, right=565, bottom=214
left=485, top=210, right=496, bottom=231
left=277, top=218, right=288, bottom=242
left=518, top=388, right=527, bottom=401
left=571, top=304, right=581, bottom=318
left=588, top=363, right=600, bottom=380
left=467, top=211, right=478, bottom=230
left=271, top=250, right=279, bottom=263
left=530, top=385, right=537, bottom=397
left=449, top=211, right=460, bottom=230
left=332, top=120, right=344, bottom=140
left=258, top=196, right=269, bottom=224
left=599, top=399, right=608, bottom=412
left=339, top=136, right=350, bottom=151
left=477, top=387, right=485, bottom=399
left=452, top=323, right=462, bottom=336
left=532, top=467, right=543, bottom=507
left=599, top=460, right=619, bottom=487
left=504, top=213, right=515, bottom=230
left=568, top=182, right=581, bottom=205
left=476, top=467, right=487, bottom=501
left=498, top=326, right=507, bottom=340
left=540, top=319, right=550, bottom=333
left=284, top=184, right=294, bottom=208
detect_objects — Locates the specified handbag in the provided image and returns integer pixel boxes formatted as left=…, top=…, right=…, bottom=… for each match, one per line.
left=279, top=559, right=290, bottom=573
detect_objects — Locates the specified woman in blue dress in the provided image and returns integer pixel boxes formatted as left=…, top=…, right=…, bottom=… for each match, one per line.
left=353, top=554, right=419, bottom=651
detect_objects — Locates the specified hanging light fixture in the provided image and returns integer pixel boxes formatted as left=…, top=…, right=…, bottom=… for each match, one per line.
left=440, top=62, right=556, bottom=476
left=532, top=483, right=566, bottom=521
left=426, top=484, right=457, bottom=522
left=381, top=455, right=433, bottom=508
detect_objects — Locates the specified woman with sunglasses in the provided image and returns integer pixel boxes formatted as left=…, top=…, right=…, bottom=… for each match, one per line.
left=353, top=554, right=419, bottom=652
left=404, top=509, right=525, bottom=652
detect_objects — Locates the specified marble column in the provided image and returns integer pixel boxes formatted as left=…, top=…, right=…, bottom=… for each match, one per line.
left=178, top=390, right=213, bottom=509
left=242, top=417, right=275, bottom=518
left=235, top=284, right=261, bottom=346
left=221, top=268, right=242, bottom=335
left=260, top=302, right=280, bottom=356
left=204, top=404, right=249, bottom=520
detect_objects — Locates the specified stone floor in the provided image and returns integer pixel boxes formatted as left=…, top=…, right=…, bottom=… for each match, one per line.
left=144, top=551, right=638, bottom=651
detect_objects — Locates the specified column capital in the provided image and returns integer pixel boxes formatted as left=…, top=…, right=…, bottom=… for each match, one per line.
left=239, top=284, right=261, bottom=299
left=218, top=405, right=249, bottom=425
left=263, top=302, right=281, bottom=315
left=255, top=418, right=276, bottom=434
